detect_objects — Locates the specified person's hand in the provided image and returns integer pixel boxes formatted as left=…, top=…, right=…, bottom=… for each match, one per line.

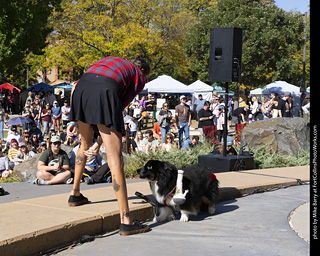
left=209, top=115, right=214, bottom=119
left=84, top=145, right=99, bottom=158
left=52, top=162, right=60, bottom=171
left=67, top=123, right=77, bottom=137
left=85, top=166, right=94, bottom=172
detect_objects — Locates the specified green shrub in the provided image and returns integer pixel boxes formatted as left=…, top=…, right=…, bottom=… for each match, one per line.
left=124, top=143, right=310, bottom=178
left=124, top=143, right=214, bottom=178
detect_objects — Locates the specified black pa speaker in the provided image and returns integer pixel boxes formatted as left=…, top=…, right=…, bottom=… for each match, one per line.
left=198, top=154, right=254, bottom=173
left=209, top=27, right=243, bottom=83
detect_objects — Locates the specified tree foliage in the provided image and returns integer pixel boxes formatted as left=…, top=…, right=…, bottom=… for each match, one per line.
left=35, top=0, right=215, bottom=81
left=184, top=0, right=305, bottom=88
left=0, top=0, right=61, bottom=86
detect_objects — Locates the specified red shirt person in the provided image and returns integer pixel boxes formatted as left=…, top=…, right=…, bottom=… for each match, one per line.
left=68, top=57, right=151, bottom=236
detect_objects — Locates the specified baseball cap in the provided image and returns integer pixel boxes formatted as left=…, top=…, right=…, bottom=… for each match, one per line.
left=180, top=95, right=186, bottom=100
left=53, top=100, right=58, bottom=104
left=50, top=136, right=61, bottom=143
left=19, top=142, right=27, bottom=147
left=10, top=138, right=18, bottom=144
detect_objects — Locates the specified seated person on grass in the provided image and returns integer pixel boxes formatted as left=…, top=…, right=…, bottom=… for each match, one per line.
left=70, top=135, right=110, bottom=185
left=36, top=135, right=72, bottom=185
left=0, top=147, right=11, bottom=178
left=142, top=129, right=159, bottom=154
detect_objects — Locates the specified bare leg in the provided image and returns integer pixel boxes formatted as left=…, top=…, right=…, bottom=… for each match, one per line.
left=70, top=121, right=93, bottom=196
left=97, top=124, right=132, bottom=225
left=49, top=171, right=71, bottom=184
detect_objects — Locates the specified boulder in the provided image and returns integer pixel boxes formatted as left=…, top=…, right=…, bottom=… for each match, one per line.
left=15, top=144, right=74, bottom=182
left=241, top=117, right=309, bottom=156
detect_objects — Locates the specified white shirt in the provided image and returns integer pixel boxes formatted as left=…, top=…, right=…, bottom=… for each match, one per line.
left=61, top=105, right=71, bottom=121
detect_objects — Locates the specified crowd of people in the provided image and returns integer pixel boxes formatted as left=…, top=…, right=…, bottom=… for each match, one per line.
left=0, top=88, right=310, bottom=182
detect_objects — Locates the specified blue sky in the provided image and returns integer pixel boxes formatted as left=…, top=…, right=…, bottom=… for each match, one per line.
left=275, top=0, right=310, bottom=13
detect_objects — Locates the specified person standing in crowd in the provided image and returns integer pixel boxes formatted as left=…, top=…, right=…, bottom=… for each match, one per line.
left=145, top=93, right=155, bottom=127
left=139, top=95, right=146, bottom=110
left=157, top=102, right=172, bottom=144
left=231, top=105, right=248, bottom=124
left=0, top=102, right=5, bottom=139
left=21, top=105, right=33, bottom=131
left=46, top=90, right=56, bottom=106
left=61, top=100, right=71, bottom=126
left=249, top=96, right=259, bottom=120
left=130, top=100, right=143, bottom=130
left=175, top=95, right=191, bottom=148
left=33, top=98, right=42, bottom=130
left=41, top=103, right=52, bottom=136
left=261, top=97, right=271, bottom=120
left=51, top=101, right=62, bottom=132
left=278, top=92, right=291, bottom=117
left=302, top=95, right=310, bottom=122
left=193, top=94, right=205, bottom=120
left=67, top=56, right=150, bottom=236
left=198, top=101, right=215, bottom=142
left=215, top=103, right=229, bottom=142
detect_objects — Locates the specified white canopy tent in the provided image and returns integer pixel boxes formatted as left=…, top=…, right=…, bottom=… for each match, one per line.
left=250, top=81, right=303, bottom=117
left=250, top=81, right=301, bottom=97
left=189, top=80, right=213, bottom=103
left=143, top=75, right=194, bottom=94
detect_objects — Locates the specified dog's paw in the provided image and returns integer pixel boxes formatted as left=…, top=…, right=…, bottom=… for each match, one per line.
left=208, top=205, right=216, bottom=215
left=180, top=213, right=189, bottom=222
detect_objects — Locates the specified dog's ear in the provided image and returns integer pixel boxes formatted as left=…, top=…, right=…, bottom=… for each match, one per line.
left=161, top=161, right=177, bottom=172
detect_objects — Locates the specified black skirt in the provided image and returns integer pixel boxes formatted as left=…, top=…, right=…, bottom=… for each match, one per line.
left=70, top=73, right=125, bottom=135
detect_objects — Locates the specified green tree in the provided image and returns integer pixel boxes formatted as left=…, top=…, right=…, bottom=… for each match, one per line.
left=0, top=0, right=61, bottom=87
left=33, top=0, right=215, bottom=82
left=184, top=0, right=305, bottom=88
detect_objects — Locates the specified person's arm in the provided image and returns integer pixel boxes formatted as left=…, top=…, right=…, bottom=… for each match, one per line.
left=175, top=108, right=180, bottom=128
left=240, top=113, right=245, bottom=123
left=84, top=136, right=103, bottom=157
left=37, top=160, right=60, bottom=172
left=188, top=110, right=192, bottom=126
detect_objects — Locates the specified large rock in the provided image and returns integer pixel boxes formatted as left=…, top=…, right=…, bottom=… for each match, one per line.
left=15, top=144, right=74, bottom=182
left=241, top=117, right=309, bottom=156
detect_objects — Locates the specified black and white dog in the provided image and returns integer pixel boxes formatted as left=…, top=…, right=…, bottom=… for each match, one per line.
left=137, top=160, right=219, bottom=222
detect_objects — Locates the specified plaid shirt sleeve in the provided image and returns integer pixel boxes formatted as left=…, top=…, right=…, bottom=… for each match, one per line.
left=85, top=57, right=145, bottom=109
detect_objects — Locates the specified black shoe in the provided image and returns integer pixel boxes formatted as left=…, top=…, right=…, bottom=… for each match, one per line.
left=119, top=220, right=150, bottom=236
left=84, top=177, right=94, bottom=185
left=68, top=193, right=89, bottom=207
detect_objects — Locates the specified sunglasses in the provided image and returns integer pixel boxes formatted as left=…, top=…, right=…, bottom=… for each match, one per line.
left=53, top=142, right=61, bottom=146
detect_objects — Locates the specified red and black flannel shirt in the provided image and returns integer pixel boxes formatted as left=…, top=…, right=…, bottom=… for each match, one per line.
left=85, top=57, right=145, bottom=109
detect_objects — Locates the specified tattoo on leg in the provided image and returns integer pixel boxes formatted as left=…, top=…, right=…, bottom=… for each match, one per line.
left=113, top=178, right=120, bottom=192
left=75, top=154, right=84, bottom=165
left=123, top=212, right=130, bottom=218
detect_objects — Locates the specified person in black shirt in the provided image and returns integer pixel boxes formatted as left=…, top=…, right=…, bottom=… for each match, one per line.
left=145, top=93, right=155, bottom=127
left=231, top=105, right=248, bottom=124
left=277, top=92, right=291, bottom=117
left=198, top=101, right=216, bottom=142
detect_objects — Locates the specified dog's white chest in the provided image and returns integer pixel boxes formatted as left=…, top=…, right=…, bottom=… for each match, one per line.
left=149, top=181, right=174, bottom=206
